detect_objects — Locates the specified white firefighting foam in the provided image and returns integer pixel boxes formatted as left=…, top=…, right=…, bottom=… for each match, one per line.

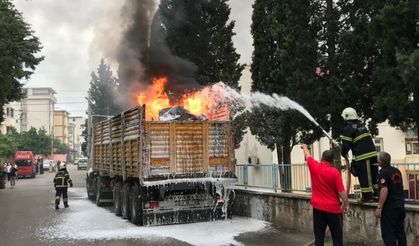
left=38, top=188, right=268, bottom=246
left=205, top=82, right=318, bottom=124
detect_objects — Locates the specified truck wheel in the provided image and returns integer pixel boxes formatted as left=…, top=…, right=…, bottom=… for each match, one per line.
left=86, top=174, right=96, bottom=200
left=113, top=182, right=122, bottom=216
left=121, top=183, right=131, bottom=220
left=95, top=177, right=104, bottom=206
left=130, top=184, right=143, bottom=225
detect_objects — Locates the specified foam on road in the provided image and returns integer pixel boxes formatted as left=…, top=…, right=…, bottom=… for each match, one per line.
left=39, top=188, right=268, bottom=246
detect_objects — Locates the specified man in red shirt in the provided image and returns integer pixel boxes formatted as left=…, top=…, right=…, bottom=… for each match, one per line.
left=302, top=144, right=349, bottom=246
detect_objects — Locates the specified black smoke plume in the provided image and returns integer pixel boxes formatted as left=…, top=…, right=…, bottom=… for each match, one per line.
left=116, top=0, right=199, bottom=108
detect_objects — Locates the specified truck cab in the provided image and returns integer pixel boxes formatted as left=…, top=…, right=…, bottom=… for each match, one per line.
left=14, top=151, right=36, bottom=178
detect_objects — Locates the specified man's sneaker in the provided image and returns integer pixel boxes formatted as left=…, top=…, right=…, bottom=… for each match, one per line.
left=64, top=204, right=69, bottom=208
left=55, top=205, right=59, bottom=210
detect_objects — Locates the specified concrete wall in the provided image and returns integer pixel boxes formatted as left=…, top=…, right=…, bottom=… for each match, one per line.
left=233, top=189, right=419, bottom=245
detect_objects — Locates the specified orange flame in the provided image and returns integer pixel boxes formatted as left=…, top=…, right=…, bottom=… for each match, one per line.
left=136, top=77, right=228, bottom=121
left=136, top=77, right=171, bottom=120
left=181, top=92, right=209, bottom=116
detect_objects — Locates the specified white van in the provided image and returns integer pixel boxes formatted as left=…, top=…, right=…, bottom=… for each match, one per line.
left=77, top=158, right=88, bottom=170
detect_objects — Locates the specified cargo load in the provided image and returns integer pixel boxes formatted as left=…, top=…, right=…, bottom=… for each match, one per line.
left=86, top=105, right=236, bottom=226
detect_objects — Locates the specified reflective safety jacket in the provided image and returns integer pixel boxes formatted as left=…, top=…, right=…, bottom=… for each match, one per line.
left=341, top=121, right=377, bottom=161
left=54, top=170, right=73, bottom=188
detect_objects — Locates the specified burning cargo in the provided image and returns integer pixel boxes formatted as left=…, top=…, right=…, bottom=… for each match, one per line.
left=86, top=101, right=237, bottom=226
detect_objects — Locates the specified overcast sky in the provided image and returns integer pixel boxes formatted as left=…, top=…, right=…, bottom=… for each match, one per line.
left=12, top=0, right=254, bottom=116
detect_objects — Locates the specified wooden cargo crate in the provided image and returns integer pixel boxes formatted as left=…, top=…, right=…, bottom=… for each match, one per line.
left=92, top=105, right=234, bottom=181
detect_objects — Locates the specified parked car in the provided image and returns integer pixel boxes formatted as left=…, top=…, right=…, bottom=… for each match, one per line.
left=77, top=158, right=88, bottom=170
left=43, top=160, right=54, bottom=171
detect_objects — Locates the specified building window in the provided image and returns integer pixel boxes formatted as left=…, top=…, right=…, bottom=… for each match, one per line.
left=6, top=107, right=9, bottom=117
left=374, top=138, right=384, bottom=152
left=10, top=108, right=14, bottom=118
left=405, top=138, right=419, bottom=155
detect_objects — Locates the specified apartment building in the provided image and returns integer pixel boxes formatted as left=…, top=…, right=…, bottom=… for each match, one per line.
left=54, top=109, right=70, bottom=144
left=0, top=102, right=22, bottom=134
left=68, top=116, right=86, bottom=156
left=20, top=88, right=57, bottom=134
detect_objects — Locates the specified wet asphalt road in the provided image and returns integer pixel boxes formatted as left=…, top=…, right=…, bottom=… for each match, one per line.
left=0, top=164, right=318, bottom=246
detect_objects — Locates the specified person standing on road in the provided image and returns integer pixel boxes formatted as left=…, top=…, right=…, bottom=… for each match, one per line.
left=6, top=162, right=11, bottom=181
left=54, top=164, right=73, bottom=209
left=374, top=151, right=407, bottom=246
left=301, top=144, right=349, bottom=246
left=9, top=163, right=18, bottom=188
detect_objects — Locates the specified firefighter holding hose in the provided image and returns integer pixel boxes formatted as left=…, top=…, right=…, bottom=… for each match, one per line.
left=340, top=107, right=378, bottom=203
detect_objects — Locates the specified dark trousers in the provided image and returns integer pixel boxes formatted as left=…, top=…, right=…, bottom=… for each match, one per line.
left=381, top=208, right=407, bottom=246
left=313, top=208, right=343, bottom=246
left=356, top=157, right=378, bottom=200
left=55, top=188, right=68, bottom=206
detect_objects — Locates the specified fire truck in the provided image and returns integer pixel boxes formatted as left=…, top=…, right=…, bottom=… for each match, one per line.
left=13, top=151, right=36, bottom=178
left=86, top=105, right=236, bottom=226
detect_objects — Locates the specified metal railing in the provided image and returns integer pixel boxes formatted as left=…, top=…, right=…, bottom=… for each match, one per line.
left=236, top=163, right=419, bottom=202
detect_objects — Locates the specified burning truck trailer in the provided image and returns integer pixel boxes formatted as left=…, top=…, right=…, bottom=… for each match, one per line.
left=86, top=104, right=237, bottom=226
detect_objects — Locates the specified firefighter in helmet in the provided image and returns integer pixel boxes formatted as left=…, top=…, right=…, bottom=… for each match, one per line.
left=341, top=107, right=378, bottom=203
left=54, top=163, right=73, bottom=209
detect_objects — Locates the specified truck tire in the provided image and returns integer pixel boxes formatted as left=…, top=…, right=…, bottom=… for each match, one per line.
left=95, top=177, right=104, bottom=206
left=86, top=174, right=96, bottom=200
left=121, top=183, right=131, bottom=220
left=130, top=184, right=143, bottom=225
left=113, top=182, right=122, bottom=216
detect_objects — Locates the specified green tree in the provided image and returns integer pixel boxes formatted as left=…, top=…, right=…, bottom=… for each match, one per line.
left=19, top=128, right=51, bottom=155
left=88, top=59, right=121, bottom=116
left=250, top=0, right=324, bottom=160
left=0, top=1, right=43, bottom=123
left=53, top=138, right=70, bottom=154
left=154, top=0, right=245, bottom=146
left=250, top=0, right=323, bottom=189
left=312, top=0, right=383, bottom=168
left=19, top=127, right=70, bottom=155
left=0, top=130, right=20, bottom=158
left=154, top=0, right=243, bottom=87
left=371, top=0, right=419, bottom=135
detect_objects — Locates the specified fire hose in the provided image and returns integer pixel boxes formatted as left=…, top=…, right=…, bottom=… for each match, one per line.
left=312, top=121, right=340, bottom=147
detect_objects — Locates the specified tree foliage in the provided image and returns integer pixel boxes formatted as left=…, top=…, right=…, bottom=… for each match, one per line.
left=88, top=59, right=121, bottom=116
left=371, top=0, right=419, bottom=135
left=154, top=0, right=246, bottom=146
left=0, top=127, right=69, bottom=159
left=155, top=0, right=243, bottom=87
left=0, top=0, right=43, bottom=123
left=250, top=0, right=418, bottom=167
left=250, top=0, right=323, bottom=165
left=0, top=129, right=20, bottom=158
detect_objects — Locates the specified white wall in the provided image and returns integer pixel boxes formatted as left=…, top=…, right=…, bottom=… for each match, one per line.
left=0, top=102, right=21, bottom=134
left=375, top=121, right=406, bottom=162
left=235, top=65, right=275, bottom=164
left=69, top=116, right=86, bottom=156
left=22, top=88, right=56, bottom=134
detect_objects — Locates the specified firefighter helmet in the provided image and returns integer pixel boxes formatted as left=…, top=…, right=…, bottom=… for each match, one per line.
left=341, top=107, right=359, bottom=121
left=59, top=164, right=66, bottom=170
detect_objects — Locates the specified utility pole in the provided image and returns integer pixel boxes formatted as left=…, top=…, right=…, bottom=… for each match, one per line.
left=86, top=95, right=93, bottom=170
left=50, top=100, right=54, bottom=163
